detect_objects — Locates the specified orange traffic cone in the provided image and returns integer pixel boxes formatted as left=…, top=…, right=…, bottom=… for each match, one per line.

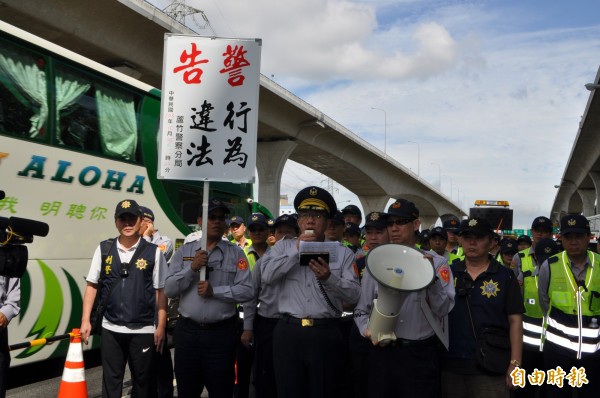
left=57, top=328, right=88, bottom=398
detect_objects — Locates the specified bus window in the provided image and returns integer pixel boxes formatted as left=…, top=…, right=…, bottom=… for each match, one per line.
left=55, top=61, right=141, bottom=162
left=0, top=39, right=48, bottom=140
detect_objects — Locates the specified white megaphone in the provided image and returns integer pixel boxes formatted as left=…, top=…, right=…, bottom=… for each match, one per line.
left=366, top=244, right=435, bottom=343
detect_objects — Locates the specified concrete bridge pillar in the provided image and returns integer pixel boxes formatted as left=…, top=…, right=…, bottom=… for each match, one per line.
left=256, top=140, right=297, bottom=216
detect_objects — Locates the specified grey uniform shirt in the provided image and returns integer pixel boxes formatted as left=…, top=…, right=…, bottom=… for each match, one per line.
left=0, top=277, right=20, bottom=323
left=261, top=238, right=360, bottom=319
left=144, top=230, right=174, bottom=262
left=354, top=248, right=455, bottom=340
left=538, top=251, right=593, bottom=316
left=165, top=239, right=254, bottom=324
left=243, top=248, right=283, bottom=331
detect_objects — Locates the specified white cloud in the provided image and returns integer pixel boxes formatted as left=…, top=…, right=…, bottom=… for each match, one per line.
left=175, top=0, right=600, bottom=228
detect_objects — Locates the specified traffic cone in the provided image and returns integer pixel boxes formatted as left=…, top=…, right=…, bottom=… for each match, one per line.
left=57, top=328, right=88, bottom=398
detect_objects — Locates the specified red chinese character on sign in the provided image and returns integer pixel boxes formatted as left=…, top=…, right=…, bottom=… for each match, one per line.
left=219, top=45, right=250, bottom=87
left=173, top=43, right=209, bottom=84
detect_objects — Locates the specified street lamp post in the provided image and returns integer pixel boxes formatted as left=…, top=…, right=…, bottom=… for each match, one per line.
left=443, top=174, right=453, bottom=198
left=408, top=141, right=420, bottom=176
left=371, top=107, right=387, bottom=154
left=431, top=162, right=441, bottom=189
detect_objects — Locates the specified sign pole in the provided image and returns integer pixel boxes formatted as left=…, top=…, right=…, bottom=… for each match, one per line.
left=199, top=180, right=209, bottom=281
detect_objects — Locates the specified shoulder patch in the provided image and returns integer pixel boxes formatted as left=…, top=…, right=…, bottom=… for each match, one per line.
left=238, top=258, right=249, bottom=271
left=438, top=264, right=451, bottom=283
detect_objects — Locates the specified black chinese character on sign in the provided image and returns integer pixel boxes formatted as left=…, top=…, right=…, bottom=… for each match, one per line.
left=190, top=100, right=217, bottom=132
left=224, top=137, right=248, bottom=168
left=187, top=136, right=213, bottom=166
left=223, top=101, right=251, bottom=133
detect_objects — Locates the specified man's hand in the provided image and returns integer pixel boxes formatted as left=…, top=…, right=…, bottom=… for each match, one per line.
left=0, top=313, right=8, bottom=330
left=154, top=324, right=166, bottom=354
left=197, top=280, right=213, bottom=297
left=143, top=222, right=155, bottom=237
left=241, top=330, right=254, bottom=348
left=308, top=257, right=331, bottom=281
left=80, top=320, right=92, bottom=345
left=191, top=250, right=208, bottom=272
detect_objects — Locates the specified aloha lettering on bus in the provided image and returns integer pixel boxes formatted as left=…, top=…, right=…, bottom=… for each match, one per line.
left=17, top=155, right=145, bottom=193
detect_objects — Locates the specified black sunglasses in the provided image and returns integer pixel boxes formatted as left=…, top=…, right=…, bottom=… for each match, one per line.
left=386, top=218, right=414, bottom=227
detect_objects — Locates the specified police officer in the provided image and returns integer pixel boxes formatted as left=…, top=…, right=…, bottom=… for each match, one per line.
left=354, top=198, right=455, bottom=398
left=538, top=214, right=600, bottom=398
left=341, top=204, right=363, bottom=226
left=80, top=199, right=168, bottom=398
left=138, top=206, right=174, bottom=398
left=442, top=217, right=524, bottom=397
left=165, top=198, right=254, bottom=398
left=261, top=186, right=360, bottom=398
left=444, top=218, right=463, bottom=256
left=428, top=226, right=461, bottom=264
left=229, top=215, right=252, bottom=250
left=511, top=216, right=554, bottom=397
left=499, top=238, right=518, bottom=269
left=237, top=212, right=271, bottom=398
left=349, top=211, right=389, bottom=398
left=243, top=214, right=299, bottom=398
left=517, top=235, right=533, bottom=252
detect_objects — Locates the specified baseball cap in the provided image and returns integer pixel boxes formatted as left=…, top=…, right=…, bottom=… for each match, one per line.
left=247, top=213, right=268, bottom=228
left=330, top=210, right=345, bottom=225
left=364, top=212, right=388, bottom=229
left=500, top=238, right=518, bottom=254
left=387, top=198, right=419, bottom=219
left=115, top=199, right=141, bottom=219
left=229, top=215, right=244, bottom=226
left=429, top=226, right=448, bottom=240
left=199, top=198, right=231, bottom=216
left=517, top=235, right=532, bottom=245
left=534, top=238, right=560, bottom=265
left=344, top=222, right=361, bottom=236
left=139, top=206, right=154, bottom=221
left=341, top=204, right=362, bottom=216
left=274, top=214, right=299, bottom=233
left=531, top=216, right=553, bottom=231
left=560, top=214, right=590, bottom=235
left=458, top=217, right=493, bottom=237
left=442, top=219, right=460, bottom=232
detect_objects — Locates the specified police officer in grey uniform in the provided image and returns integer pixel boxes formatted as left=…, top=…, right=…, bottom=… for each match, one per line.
left=165, top=198, right=254, bottom=398
left=0, top=276, right=19, bottom=397
left=261, top=186, right=360, bottom=398
left=354, top=198, right=455, bottom=398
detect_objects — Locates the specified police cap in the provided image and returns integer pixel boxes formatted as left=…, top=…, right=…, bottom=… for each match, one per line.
left=294, top=186, right=337, bottom=217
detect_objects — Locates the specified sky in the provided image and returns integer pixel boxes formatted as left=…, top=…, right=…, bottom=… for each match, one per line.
left=152, top=0, right=600, bottom=229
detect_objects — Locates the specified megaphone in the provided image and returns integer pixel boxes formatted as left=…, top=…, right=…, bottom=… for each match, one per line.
left=366, top=244, right=435, bottom=343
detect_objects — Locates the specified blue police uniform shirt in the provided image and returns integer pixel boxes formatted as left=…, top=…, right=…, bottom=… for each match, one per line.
left=443, top=257, right=524, bottom=374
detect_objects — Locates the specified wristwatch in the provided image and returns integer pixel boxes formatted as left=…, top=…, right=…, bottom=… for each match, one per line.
left=510, top=359, right=521, bottom=367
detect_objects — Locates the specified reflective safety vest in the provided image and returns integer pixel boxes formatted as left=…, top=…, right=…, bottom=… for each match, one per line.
left=520, top=249, right=545, bottom=349
left=545, top=250, right=600, bottom=359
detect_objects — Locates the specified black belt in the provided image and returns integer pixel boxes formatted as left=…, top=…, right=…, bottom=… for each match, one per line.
left=391, top=335, right=438, bottom=347
left=179, top=315, right=236, bottom=330
left=281, top=315, right=339, bottom=327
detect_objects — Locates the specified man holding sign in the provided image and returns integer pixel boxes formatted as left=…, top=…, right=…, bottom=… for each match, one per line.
left=165, top=198, right=253, bottom=398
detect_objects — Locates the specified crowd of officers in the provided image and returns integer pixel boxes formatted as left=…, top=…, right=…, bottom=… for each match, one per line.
left=79, top=187, right=600, bottom=398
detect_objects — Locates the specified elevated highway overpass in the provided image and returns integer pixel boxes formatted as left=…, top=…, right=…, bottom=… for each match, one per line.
left=551, top=67, right=600, bottom=232
left=1, top=0, right=466, bottom=225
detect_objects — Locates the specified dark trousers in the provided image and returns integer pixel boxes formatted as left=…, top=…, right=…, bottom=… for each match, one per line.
left=234, top=319, right=254, bottom=398
left=0, top=328, right=9, bottom=398
left=155, top=339, right=174, bottom=398
left=254, top=315, right=279, bottom=398
left=514, top=348, right=544, bottom=398
left=273, top=318, right=343, bottom=398
left=100, top=328, right=157, bottom=398
left=348, top=323, right=372, bottom=398
left=173, top=316, right=237, bottom=398
left=369, top=337, right=440, bottom=398
left=543, top=345, right=600, bottom=398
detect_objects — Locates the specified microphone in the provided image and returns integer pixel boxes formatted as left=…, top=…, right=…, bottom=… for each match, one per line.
left=1, top=216, right=49, bottom=237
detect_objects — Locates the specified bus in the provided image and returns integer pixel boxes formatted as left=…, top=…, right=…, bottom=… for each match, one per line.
left=0, top=20, right=252, bottom=367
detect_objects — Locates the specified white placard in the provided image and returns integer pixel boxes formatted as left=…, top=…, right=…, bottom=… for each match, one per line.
left=158, top=34, right=261, bottom=183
